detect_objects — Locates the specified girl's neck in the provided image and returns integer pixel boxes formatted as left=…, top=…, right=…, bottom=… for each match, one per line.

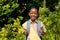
left=31, top=19, right=36, bottom=22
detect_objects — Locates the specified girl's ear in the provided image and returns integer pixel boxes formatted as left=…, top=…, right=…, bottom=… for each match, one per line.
left=28, top=10, right=30, bottom=16
left=28, top=13, right=30, bottom=17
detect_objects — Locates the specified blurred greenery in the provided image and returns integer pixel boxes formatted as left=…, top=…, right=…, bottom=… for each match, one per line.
left=0, top=0, right=60, bottom=40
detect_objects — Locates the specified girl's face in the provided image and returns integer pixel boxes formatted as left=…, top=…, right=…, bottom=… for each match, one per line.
left=29, top=8, right=38, bottom=21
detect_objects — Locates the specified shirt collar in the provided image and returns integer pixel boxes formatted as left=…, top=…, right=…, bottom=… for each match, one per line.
left=29, top=19, right=38, bottom=24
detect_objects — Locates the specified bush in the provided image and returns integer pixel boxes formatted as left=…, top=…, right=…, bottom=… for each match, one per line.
left=38, top=7, right=60, bottom=40
left=0, top=18, right=25, bottom=40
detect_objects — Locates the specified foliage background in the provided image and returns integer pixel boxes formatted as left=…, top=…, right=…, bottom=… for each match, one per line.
left=0, top=0, right=60, bottom=40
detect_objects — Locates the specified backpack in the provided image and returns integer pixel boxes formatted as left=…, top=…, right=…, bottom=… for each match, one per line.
left=26, top=19, right=42, bottom=40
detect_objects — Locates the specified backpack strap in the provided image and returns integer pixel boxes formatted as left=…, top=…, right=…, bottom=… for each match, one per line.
left=27, top=20, right=30, bottom=34
left=37, top=21, right=42, bottom=37
left=26, top=20, right=30, bottom=40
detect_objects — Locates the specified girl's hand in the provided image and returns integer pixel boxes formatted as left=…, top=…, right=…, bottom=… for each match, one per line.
left=23, top=29, right=28, bottom=35
left=39, top=27, right=46, bottom=35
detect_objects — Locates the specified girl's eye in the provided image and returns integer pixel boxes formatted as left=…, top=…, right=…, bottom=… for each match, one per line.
left=31, top=13, right=37, bottom=14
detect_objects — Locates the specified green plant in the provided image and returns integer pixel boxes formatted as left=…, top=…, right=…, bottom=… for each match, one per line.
left=0, top=18, right=25, bottom=40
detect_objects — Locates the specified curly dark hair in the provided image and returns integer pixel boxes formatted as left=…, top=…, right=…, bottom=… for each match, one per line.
left=26, top=4, right=39, bottom=13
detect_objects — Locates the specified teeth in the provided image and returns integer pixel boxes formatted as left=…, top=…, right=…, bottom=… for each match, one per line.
left=32, top=17, right=35, bottom=18
left=32, top=16, right=35, bottom=17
